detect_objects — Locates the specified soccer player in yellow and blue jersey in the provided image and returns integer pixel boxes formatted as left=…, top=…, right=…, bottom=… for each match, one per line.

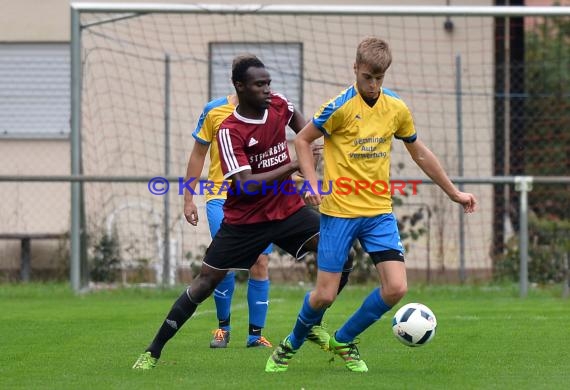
left=184, top=94, right=274, bottom=348
left=267, top=37, right=477, bottom=372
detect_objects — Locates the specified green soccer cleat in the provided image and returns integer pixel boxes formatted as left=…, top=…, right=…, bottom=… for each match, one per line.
left=329, top=335, right=368, bottom=372
left=265, top=337, right=297, bottom=372
left=306, top=324, right=331, bottom=351
left=132, top=351, right=158, bottom=370
left=210, top=328, right=230, bottom=348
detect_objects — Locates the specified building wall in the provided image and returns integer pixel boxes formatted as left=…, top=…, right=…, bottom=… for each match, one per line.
left=0, top=0, right=498, bottom=41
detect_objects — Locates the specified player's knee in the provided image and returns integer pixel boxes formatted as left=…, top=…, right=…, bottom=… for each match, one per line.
left=249, top=254, right=269, bottom=279
left=187, top=281, right=211, bottom=304
left=311, top=289, right=337, bottom=308
left=192, top=270, right=227, bottom=302
left=320, top=294, right=336, bottom=308
left=382, top=281, right=408, bottom=305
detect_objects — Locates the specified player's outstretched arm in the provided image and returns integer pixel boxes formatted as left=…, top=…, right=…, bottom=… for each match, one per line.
left=294, top=122, right=324, bottom=206
left=183, top=141, right=209, bottom=225
left=404, top=139, right=477, bottom=213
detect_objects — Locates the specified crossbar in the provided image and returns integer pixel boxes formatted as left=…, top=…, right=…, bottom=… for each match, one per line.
left=71, top=3, right=570, bottom=17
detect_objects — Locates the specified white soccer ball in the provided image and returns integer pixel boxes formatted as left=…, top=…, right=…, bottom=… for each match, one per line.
left=392, top=302, right=437, bottom=347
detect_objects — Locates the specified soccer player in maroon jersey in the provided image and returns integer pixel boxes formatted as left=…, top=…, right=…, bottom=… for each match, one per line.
left=133, top=55, right=352, bottom=370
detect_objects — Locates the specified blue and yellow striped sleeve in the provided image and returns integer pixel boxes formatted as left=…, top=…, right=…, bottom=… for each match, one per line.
left=383, top=88, right=417, bottom=143
left=192, top=96, right=229, bottom=145
left=312, top=85, right=357, bottom=136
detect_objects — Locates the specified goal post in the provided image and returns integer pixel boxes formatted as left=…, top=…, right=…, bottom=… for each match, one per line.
left=70, top=3, right=570, bottom=291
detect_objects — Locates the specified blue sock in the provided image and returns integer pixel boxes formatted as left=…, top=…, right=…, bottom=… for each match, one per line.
left=335, top=288, right=391, bottom=343
left=288, top=292, right=325, bottom=350
left=247, top=278, right=270, bottom=339
left=213, top=271, right=235, bottom=330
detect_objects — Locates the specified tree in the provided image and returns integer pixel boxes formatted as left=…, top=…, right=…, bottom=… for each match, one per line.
left=524, top=8, right=570, bottom=219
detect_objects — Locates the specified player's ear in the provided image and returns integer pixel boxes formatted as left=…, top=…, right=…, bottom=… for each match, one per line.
left=233, top=80, right=244, bottom=93
left=353, top=62, right=357, bottom=75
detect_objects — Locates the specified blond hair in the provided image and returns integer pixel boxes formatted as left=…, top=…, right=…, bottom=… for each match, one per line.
left=355, top=37, right=392, bottom=74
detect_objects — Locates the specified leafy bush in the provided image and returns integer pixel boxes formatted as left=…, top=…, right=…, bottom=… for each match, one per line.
left=494, top=217, right=570, bottom=284
left=89, top=231, right=121, bottom=282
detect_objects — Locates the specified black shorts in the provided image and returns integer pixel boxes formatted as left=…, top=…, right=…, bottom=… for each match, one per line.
left=203, top=206, right=320, bottom=270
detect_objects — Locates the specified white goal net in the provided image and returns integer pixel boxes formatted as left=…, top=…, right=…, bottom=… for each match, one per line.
left=71, top=4, right=570, bottom=286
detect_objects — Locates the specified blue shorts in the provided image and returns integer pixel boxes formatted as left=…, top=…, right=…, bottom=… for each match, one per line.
left=317, top=213, right=404, bottom=273
left=206, top=198, right=272, bottom=255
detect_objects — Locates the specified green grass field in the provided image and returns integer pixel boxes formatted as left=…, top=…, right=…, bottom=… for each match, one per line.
left=1, top=283, right=568, bottom=389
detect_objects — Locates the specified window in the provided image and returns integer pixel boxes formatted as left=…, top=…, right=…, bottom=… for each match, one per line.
left=0, top=43, right=70, bottom=138
left=209, top=42, right=303, bottom=139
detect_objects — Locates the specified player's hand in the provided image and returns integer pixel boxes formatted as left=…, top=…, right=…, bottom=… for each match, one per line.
left=451, top=191, right=477, bottom=213
left=184, top=200, right=199, bottom=226
left=303, top=184, right=322, bottom=206
left=303, top=191, right=322, bottom=206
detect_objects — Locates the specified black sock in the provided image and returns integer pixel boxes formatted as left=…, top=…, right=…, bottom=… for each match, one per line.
left=219, top=315, right=230, bottom=329
left=249, top=323, right=262, bottom=337
left=146, top=289, right=197, bottom=359
left=338, top=268, right=350, bottom=295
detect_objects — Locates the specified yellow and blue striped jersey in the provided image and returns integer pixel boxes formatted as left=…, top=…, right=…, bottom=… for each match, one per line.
left=192, top=96, right=234, bottom=202
left=313, top=85, right=417, bottom=217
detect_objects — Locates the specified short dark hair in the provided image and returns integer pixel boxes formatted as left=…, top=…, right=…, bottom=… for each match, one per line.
left=231, top=54, right=265, bottom=83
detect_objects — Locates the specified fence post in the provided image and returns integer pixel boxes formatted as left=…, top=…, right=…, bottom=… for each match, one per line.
left=456, top=53, right=466, bottom=283
left=70, top=7, right=82, bottom=293
left=515, top=176, right=532, bottom=298
left=562, top=251, right=570, bottom=298
left=163, top=53, right=172, bottom=286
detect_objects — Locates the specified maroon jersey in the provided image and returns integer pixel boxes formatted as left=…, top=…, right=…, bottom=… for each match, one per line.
left=217, top=93, right=304, bottom=224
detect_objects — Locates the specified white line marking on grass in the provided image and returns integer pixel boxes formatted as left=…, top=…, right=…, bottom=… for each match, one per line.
left=452, top=315, right=554, bottom=321
left=453, top=315, right=480, bottom=320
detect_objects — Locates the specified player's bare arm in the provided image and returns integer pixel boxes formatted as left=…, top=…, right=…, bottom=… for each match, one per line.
left=404, top=139, right=477, bottom=213
left=294, top=122, right=324, bottom=206
left=289, top=108, right=309, bottom=134
left=183, top=141, right=209, bottom=225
